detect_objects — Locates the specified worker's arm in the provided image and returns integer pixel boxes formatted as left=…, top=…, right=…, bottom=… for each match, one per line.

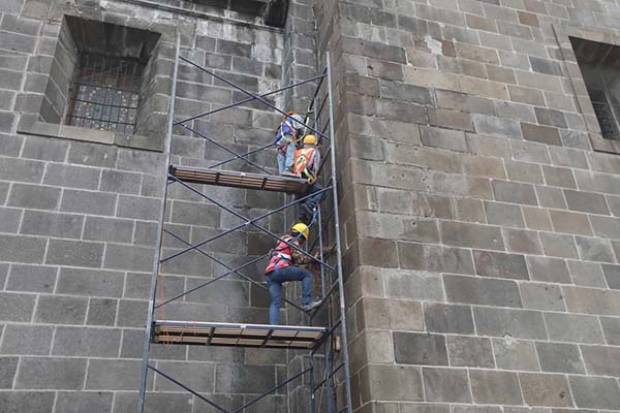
left=291, top=248, right=313, bottom=265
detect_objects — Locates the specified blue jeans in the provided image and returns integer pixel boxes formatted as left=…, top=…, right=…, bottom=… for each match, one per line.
left=277, top=140, right=296, bottom=174
left=267, top=266, right=313, bottom=325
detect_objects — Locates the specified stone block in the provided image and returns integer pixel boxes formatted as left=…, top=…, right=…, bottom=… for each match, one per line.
left=54, top=392, right=113, bottom=413
left=564, top=190, right=609, bottom=216
left=563, top=285, right=620, bottom=316
left=379, top=80, right=431, bottom=104
left=575, top=236, right=615, bottom=263
left=455, top=198, right=486, bottom=223
left=485, top=201, right=524, bottom=227
left=602, top=264, right=620, bottom=289
left=171, top=200, right=220, bottom=227
left=117, top=300, right=148, bottom=327
left=568, top=260, right=606, bottom=287
left=536, top=186, right=566, bottom=208
left=440, top=221, right=504, bottom=250
left=35, top=295, right=88, bottom=325
left=22, top=137, right=68, bottom=161
left=521, top=122, right=561, bottom=145
left=543, top=166, right=576, bottom=188
left=8, top=183, right=60, bottom=209
left=601, top=317, right=620, bottom=345
left=520, top=373, right=572, bottom=407
left=435, top=90, right=495, bottom=115
left=68, top=142, right=118, bottom=168
left=474, top=250, right=529, bottom=280
left=0, top=391, right=55, bottom=413
left=493, top=337, right=539, bottom=371
left=522, top=207, right=552, bottom=231
left=215, top=364, right=275, bottom=393
left=83, top=216, right=134, bottom=243
left=100, top=169, right=141, bottom=194
left=6, top=264, right=56, bottom=293
left=544, top=312, right=604, bottom=344
left=21, top=210, right=83, bottom=239
left=358, top=297, right=424, bottom=331
left=0, top=292, right=35, bottom=322
left=503, top=228, right=542, bottom=254
left=463, top=156, right=505, bottom=179
left=429, top=109, right=473, bottom=132
left=520, top=283, right=565, bottom=311
left=470, top=370, right=523, bottom=405
left=536, top=342, right=584, bottom=374
left=117, top=195, right=161, bottom=220
left=444, top=274, right=522, bottom=307
left=540, top=232, right=578, bottom=258
left=52, top=326, right=121, bottom=357
left=580, top=345, right=620, bottom=377
left=419, top=126, right=468, bottom=152
left=474, top=307, right=547, bottom=339
left=384, top=270, right=444, bottom=302
left=423, top=367, right=471, bottom=403
left=398, top=242, right=474, bottom=274
left=509, top=85, right=545, bottom=105
left=16, top=357, right=86, bottom=389
left=0, top=156, right=44, bottom=183
left=46, top=239, right=104, bottom=268
left=393, top=332, right=447, bottom=365
left=87, top=297, right=117, bottom=326
left=104, top=244, right=155, bottom=272
left=446, top=335, right=494, bottom=368
left=424, top=303, right=474, bottom=334
left=360, top=364, right=423, bottom=403
left=569, top=376, right=620, bottom=410
left=134, top=221, right=158, bottom=246
left=527, top=256, right=571, bottom=283
left=86, top=359, right=142, bottom=390
left=590, top=216, right=620, bottom=239
left=549, top=211, right=592, bottom=236
left=154, top=361, right=215, bottom=392
left=492, top=180, right=537, bottom=205
left=0, top=324, right=53, bottom=355
left=534, top=107, right=567, bottom=128
left=43, top=163, right=100, bottom=189
left=57, top=267, right=124, bottom=297
left=472, top=114, right=522, bottom=138
left=61, top=189, right=117, bottom=216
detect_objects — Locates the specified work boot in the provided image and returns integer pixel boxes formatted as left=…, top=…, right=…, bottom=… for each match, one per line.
left=303, top=300, right=321, bottom=312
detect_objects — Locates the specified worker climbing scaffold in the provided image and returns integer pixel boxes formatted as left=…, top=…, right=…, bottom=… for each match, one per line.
left=137, top=32, right=353, bottom=413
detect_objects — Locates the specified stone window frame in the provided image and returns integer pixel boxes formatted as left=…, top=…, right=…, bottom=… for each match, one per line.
left=554, top=24, right=620, bottom=154
left=17, top=13, right=176, bottom=153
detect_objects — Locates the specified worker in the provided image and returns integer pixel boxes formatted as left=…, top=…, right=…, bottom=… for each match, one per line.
left=274, top=112, right=305, bottom=175
left=265, top=222, right=321, bottom=325
left=292, top=134, right=325, bottom=224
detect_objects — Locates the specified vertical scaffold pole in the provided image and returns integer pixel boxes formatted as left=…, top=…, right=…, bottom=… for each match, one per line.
left=137, top=31, right=181, bottom=413
left=326, top=52, right=353, bottom=413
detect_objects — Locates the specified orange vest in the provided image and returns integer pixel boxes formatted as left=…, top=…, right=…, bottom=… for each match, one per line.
left=265, top=236, right=295, bottom=274
left=292, top=147, right=316, bottom=180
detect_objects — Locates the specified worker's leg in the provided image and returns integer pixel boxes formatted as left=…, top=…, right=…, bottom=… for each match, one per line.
left=284, top=141, right=296, bottom=172
left=272, top=266, right=313, bottom=307
left=267, top=275, right=283, bottom=325
left=277, top=152, right=286, bottom=174
left=300, top=183, right=326, bottom=223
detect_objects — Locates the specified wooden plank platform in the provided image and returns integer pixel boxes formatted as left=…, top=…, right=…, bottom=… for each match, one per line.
left=170, top=165, right=308, bottom=194
left=153, top=320, right=328, bottom=350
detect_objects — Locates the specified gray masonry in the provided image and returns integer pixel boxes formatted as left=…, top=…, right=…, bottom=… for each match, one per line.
left=3, top=0, right=620, bottom=412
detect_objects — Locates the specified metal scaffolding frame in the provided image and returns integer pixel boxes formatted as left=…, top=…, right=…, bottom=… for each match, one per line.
left=137, top=33, right=353, bottom=413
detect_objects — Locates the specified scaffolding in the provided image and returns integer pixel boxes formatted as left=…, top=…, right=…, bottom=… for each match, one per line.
left=137, top=34, right=353, bottom=413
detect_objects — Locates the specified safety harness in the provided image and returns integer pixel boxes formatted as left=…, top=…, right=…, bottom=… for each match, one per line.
left=293, top=147, right=317, bottom=183
left=265, top=235, right=296, bottom=274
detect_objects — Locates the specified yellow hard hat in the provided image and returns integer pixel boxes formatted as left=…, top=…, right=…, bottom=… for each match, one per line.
left=303, top=134, right=317, bottom=145
left=291, top=222, right=309, bottom=240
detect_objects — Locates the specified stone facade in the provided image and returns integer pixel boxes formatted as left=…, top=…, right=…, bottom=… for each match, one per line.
left=313, top=0, right=620, bottom=412
left=3, top=0, right=620, bottom=412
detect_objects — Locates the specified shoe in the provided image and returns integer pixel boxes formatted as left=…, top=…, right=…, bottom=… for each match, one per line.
left=303, top=300, right=322, bottom=312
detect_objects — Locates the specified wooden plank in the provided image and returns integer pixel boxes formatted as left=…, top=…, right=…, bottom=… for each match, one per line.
left=170, top=165, right=308, bottom=194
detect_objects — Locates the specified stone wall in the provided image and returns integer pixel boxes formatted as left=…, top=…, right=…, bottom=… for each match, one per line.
left=0, top=0, right=306, bottom=411
left=313, top=0, right=620, bottom=412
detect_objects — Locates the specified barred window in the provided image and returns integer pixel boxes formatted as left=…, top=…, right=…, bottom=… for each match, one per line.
left=66, top=52, right=144, bottom=135
left=571, top=37, right=620, bottom=141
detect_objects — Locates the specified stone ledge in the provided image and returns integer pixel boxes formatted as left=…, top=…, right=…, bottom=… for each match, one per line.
left=18, top=121, right=164, bottom=152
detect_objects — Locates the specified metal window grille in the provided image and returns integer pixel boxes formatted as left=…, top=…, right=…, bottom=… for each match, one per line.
left=66, top=52, right=143, bottom=135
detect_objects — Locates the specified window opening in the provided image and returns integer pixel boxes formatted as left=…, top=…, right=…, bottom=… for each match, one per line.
left=66, top=52, right=144, bottom=135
